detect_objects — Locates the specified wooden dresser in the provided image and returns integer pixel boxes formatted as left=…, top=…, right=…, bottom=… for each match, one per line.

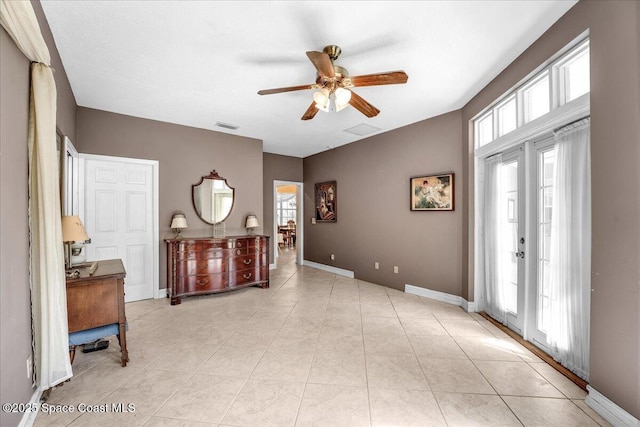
left=165, top=235, right=269, bottom=305
left=66, top=259, right=129, bottom=367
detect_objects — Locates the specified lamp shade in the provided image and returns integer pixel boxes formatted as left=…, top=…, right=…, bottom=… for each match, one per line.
left=313, top=88, right=330, bottom=112
left=170, top=213, right=188, bottom=229
left=245, top=215, right=259, bottom=229
left=61, top=215, right=90, bottom=243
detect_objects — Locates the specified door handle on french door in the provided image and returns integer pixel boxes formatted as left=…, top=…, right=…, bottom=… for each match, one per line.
left=514, top=251, right=525, bottom=259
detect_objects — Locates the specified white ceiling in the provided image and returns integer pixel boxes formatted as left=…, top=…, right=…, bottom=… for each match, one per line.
left=41, top=1, right=576, bottom=158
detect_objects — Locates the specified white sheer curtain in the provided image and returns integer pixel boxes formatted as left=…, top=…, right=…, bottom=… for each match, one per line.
left=548, top=117, right=591, bottom=380
left=1, top=0, right=72, bottom=387
left=483, top=154, right=507, bottom=324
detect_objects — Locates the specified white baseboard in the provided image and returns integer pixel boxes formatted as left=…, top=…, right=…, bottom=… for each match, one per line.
left=586, top=385, right=639, bottom=427
left=462, top=299, right=478, bottom=313
left=269, top=263, right=276, bottom=270
left=154, top=288, right=167, bottom=299
left=18, top=388, right=42, bottom=427
left=405, top=284, right=477, bottom=313
left=302, top=260, right=355, bottom=278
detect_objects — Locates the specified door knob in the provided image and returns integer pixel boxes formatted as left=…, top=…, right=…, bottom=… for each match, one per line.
left=514, top=251, right=525, bottom=259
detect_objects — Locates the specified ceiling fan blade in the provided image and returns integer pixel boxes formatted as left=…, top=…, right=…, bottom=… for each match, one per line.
left=258, top=83, right=316, bottom=95
left=348, top=90, right=380, bottom=118
left=306, top=51, right=335, bottom=78
left=301, top=102, right=319, bottom=120
left=350, top=71, right=408, bottom=87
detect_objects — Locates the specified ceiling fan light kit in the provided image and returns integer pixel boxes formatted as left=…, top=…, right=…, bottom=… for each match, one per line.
left=258, top=45, right=408, bottom=120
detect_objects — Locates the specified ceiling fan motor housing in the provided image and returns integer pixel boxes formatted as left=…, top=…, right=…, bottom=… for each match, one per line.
left=323, top=45, right=342, bottom=61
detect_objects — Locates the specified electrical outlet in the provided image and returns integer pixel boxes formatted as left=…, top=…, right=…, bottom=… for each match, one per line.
left=26, top=355, right=32, bottom=379
left=393, top=266, right=399, bottom=274
left=311, top=217, right=317, bottom=224
left=330, top=254, right=335, bottom=261
left=374, top=262, right=379, bottom=270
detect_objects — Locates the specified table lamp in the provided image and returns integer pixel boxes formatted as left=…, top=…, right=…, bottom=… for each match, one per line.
left=245, top=215, right=259, bottom=235
left=62, top=215, right=90, bottom=271
left=170, top=213, right=188, bottom=238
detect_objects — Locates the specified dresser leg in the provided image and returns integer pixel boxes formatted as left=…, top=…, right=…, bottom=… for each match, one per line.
left=170, top=296, right=181, bottom=305
left=261, top=282, right=269, bottom=289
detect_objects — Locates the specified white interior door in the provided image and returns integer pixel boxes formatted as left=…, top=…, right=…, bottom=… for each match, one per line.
left=80, top=154, right=158, bottom=302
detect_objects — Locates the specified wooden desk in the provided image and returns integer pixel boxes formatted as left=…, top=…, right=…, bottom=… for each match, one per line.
left=66, top=259, right=129, bottom=367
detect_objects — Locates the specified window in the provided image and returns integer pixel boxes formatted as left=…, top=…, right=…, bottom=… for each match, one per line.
left=276, top=192, right=296, bottom=225
left=556, top=40, right=590, bottom=104
left=496, top=96, right=517, bottom=137
left=474, top=38, right=589, bottom=148
left=522, top=72, right=550, bottom=124
left=476, top=112, right=493, bottom=147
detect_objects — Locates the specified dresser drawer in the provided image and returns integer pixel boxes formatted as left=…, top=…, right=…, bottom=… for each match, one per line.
left=231, top=237, right=268, bottom=255
left=247, top=238, right=268, bottom=252
left=199, top=248, right=234, bottom=260
left=199, top=240, right=234, bottom=250
left=229, top=267, right=269, bottom=287
left=229, top=253, right=267, bottom=271
left=175, top=258, right=227, bottom=276
left=178, top=273, right=227, bottom=293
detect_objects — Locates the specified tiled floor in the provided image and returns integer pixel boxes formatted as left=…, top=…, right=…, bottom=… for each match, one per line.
left=35, top=248, right=611, bottom=426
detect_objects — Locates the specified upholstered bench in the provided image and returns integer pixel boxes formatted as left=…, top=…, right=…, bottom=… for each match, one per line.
left=68, top=323, right=127, bottom=364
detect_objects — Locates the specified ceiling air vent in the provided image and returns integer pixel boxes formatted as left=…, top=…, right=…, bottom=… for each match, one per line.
left=344, top=123, right=381, bottom=136
left=215, top=121, right=239, bottom=130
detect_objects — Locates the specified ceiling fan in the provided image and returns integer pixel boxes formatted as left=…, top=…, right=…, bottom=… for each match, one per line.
left=257, top=45, right=409, bottom=120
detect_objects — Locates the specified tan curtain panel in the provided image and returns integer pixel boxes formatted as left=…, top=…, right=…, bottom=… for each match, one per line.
left=0, top=0, right=72, bottom=388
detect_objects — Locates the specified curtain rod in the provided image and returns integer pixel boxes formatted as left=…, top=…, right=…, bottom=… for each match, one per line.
left=554, top=115, right=590, bottom=134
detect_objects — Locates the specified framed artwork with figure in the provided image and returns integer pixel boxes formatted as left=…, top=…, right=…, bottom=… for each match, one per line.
left=315, top=181, right=337, bottom=222
left=410, top=173, right=454, bottom=211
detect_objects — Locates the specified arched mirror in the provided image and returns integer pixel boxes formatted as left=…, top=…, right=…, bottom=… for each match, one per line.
left=192, top=170, right=235, bottom=225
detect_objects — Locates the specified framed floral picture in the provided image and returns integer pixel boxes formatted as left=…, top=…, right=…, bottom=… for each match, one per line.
left=410, top=173, right=454, bottom=211
left=315, top=181, right=337, bottom=222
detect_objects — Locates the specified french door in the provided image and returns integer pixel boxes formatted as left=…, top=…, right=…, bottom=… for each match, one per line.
left=483, top=140, right=555, bottom=350
left=526, top=138, right=556, bottom=350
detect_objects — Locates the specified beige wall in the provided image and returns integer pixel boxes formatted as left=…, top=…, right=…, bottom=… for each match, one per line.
left=303, top=110, right=463, bottom=292
left=262, top=153, right=304, bottom=264
left=461, top=0, right=640, bottom=418
left=0, top=2, right=78, bottom=425
left=77, top=108, right=264, bottom=290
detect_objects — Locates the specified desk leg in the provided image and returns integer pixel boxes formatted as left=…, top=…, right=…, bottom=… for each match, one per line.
left=118, top=321, right=129, bottom=367
left=117, top=277, right=129, bottom=367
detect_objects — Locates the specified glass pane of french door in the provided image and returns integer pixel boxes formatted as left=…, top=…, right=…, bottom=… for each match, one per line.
left=526, top=142, right=556, bottom=349
left=537, top=148, right=554, bottom=334
left=490, top=148, right=526, bottom=333
left=501, top=158, right=519, bottom=315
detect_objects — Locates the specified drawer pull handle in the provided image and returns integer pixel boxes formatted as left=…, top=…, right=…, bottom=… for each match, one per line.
left=237, top=242, right=243, bottom=247
left=243, top=272, right=252, bottom=279
left=236, top=249, right=242, bottom=255
left=244, top=259, right=252, bottom=265
left=196, top=278, right=209, bottom=286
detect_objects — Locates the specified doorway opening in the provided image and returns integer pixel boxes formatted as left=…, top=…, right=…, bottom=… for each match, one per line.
left=273, top=181, right=303, bottom=268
